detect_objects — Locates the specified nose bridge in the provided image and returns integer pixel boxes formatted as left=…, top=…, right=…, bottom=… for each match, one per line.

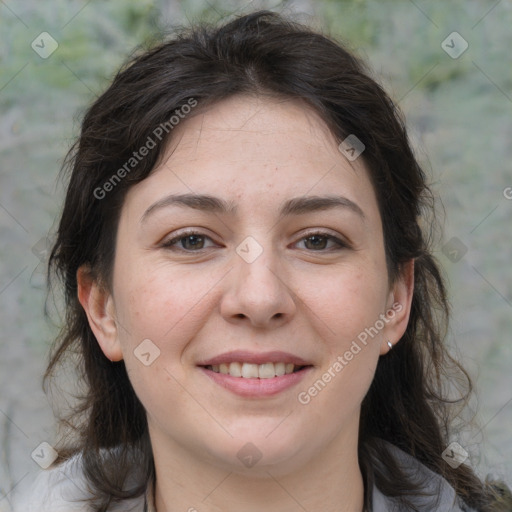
left=220, top=233, right=296, bottom=325
left=235, top=234, right=284, bottom=297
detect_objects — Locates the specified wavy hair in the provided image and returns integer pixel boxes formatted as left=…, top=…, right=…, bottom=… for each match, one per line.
left=45, top=9, right=509, bottom=511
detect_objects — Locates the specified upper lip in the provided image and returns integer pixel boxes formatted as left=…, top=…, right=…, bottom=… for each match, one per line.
left=197, top=350, right=312, bottom=367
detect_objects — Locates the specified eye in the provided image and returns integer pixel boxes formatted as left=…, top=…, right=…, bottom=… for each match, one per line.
left=161, top=229, right=349, bottom=253
left=161, top=230, right=217, bottom=252
left=295, top=231, right=349, bottom=251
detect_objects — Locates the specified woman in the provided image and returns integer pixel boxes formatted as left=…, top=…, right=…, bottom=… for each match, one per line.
left=16, top=9, right=510, bottom=512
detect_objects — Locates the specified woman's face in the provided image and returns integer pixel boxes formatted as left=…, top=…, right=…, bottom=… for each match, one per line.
left=80, top=94, right=413, bottom=475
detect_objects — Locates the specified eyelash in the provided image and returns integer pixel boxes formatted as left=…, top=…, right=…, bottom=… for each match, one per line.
left=160, top=229, right=350, bottom=253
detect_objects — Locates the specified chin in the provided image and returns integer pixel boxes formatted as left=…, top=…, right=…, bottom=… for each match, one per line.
left=202, top=429, right=310, bottom=475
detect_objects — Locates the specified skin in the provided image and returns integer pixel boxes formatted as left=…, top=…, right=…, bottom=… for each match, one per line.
left=78, top=94, right=414, bottom=512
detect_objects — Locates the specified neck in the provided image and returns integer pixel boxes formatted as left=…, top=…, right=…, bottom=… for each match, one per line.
left=151, top=422, right=365, bottom=512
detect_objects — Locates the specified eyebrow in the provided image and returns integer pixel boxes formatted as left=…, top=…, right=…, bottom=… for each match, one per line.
left=140, top=193, right=366, bottom=224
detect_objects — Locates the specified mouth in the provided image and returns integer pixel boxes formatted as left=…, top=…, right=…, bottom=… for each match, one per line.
left=197, top=351, right=313, bottom=398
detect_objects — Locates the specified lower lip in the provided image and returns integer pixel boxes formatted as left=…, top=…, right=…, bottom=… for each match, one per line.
left=199, top=366, right=312, bottom=398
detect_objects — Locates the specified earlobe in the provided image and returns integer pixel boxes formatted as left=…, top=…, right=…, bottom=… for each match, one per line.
left=77, top=266, right=123, bottom=362
left=380, top=259, right=415, bottom=355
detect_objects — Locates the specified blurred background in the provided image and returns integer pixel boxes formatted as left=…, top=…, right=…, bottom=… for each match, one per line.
left=1, top=0, right=511, bottom=509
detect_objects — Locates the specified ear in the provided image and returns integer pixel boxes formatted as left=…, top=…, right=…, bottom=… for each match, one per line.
left=76, top=265, right=123, bottom=362
left=379, top=259, right=415, bottom=355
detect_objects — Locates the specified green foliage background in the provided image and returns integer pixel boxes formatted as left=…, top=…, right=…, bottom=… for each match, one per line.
left=0, top=0, right=511, bottom=501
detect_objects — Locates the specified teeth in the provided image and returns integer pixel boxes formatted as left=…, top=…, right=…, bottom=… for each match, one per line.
left=258, top=363, right=276, bottom=379
left=229, top=361, right=242, bottom=377
left=275, top=362, right=285, bottom=376
left=242, top=363, right=259, bottom=378
left=208, top=362, right=302, bottom=378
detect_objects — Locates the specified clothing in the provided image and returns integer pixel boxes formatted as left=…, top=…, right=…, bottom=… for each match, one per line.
left=13, top=441, right=476, bottom=511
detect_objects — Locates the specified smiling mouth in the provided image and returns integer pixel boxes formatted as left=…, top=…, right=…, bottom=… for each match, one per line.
left=201, top=362, right=309, bottom=379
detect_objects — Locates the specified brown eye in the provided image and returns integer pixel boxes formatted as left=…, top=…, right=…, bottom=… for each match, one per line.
left=304, top=235, right=329, bottom=250
left=296, top=232, right=348, bottom=251
left=161, top=231, right=215, bottom=252
left=179, top=234, right=206, bottom=250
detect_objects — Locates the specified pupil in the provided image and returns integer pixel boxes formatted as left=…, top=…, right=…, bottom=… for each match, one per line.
left=307, top=235, right=326, bottom=250
left=184, top=235, right=203, bottom=249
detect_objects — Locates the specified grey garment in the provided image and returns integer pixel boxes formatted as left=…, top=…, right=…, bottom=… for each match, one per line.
left=13, top=442, right=476, bottom=512
left=371, top=443, right=477, bottom=512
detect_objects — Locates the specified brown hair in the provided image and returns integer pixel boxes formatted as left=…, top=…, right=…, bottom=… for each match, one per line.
left=46, top=9, right=509, bottom=511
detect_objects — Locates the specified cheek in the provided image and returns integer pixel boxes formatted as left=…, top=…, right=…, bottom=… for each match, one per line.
left=311, top=349, right=380, bottom=431
left=298, top=285, right=383, bottom=430
left=115, top=264, right=207, bottom=423
left=295, top=262, right=387, bottom=412
left=303, top=263, right=388, bottom=348
left=115, top=261, right=208, bottom=344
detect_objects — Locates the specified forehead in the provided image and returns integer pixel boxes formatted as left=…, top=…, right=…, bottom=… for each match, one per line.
left=166, top=94, right=340, bottom=162
left=122, top=94, right=380, bottom=227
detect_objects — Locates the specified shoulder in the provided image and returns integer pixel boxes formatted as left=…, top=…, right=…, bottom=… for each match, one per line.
left=12, top=454, right=93, bottom=512
left=12, top=442, right=479, bottom=512
left=371, top=441, right=477, bottom=512
left=11, top=453, right=144, bottom=512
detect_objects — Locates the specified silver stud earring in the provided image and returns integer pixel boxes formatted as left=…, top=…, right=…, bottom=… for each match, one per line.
left=387, top=340, right=393, bottom=350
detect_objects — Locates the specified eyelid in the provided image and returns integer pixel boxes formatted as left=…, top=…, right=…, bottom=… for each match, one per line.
left=160, top=229, right=218, bottom=249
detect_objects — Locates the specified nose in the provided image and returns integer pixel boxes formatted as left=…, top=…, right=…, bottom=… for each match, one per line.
left=219, top=244, right=296, bottom=329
